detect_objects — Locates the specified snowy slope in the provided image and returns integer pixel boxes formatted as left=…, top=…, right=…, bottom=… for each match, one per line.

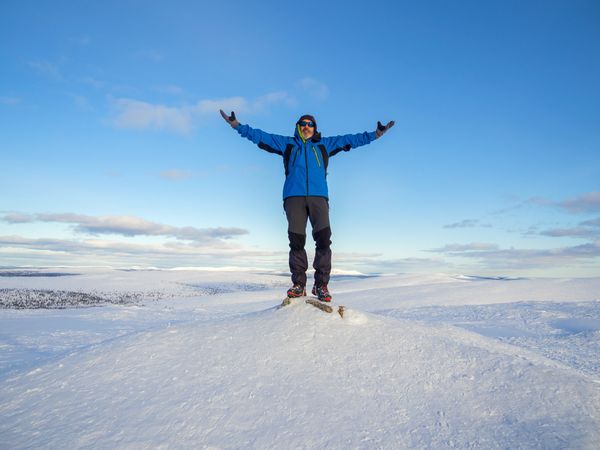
left=1, top=269, right=600, bottom=448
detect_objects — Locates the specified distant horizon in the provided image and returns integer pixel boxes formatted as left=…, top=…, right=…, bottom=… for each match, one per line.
left=1, top=264, right=598, bottom=281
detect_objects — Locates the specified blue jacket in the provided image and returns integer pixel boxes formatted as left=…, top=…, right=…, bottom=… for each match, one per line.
left=236, top=123, right=377, bottom=199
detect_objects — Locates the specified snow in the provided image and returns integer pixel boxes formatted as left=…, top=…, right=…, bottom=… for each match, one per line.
left=1, top=269, right=599, bottom=448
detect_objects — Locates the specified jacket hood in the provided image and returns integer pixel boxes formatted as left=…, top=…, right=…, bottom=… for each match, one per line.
left=294, top=114, right=321, bottom=142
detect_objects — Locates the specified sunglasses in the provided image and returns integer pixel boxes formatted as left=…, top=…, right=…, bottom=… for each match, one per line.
left=298, top=121, right=315, bottom=128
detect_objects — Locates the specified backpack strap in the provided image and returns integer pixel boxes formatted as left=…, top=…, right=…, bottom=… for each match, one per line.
left=282, top=144, right=294, bottom=176
left=317, top=144, right=329, bottom=172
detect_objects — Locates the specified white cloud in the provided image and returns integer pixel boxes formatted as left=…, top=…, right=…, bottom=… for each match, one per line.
left=0, top=234, right=283, bottom=269
left=111, top=98, right=194, bottom=134
left=71, top=94, right=94, bottom=111
left=194, top=96, right=248, bottom=115
left=2, top=212, right=36, bottom=223
left=429, top=240, right=600, bottom=270
left=28, top=60, right=63, bottom=81
left=444, top=219, right=492, bottom=229
left=110, top=91, right=295, bottom=135
left=430, top=243, right=500, bottom=252
left=0, top=210, right=267, bottom=268
left=1, top=212, right=248, bottom=243
left=160, top=169, right=194, bottom=181
left=536, top=216, right=600, bottom=240
left=0, top=96, right=21, bottom=105
left=0, top=235, right=282, bottom=265
left=521, top=192, right=600, bottom=215
left=154, top=85, right=186, bottom=96
left=136, top=49, right=164, bottom=62
left=540, top=227, right=598, bottom=238
left=354, top=256, right=450, bottom=273
left=251, top=91, right=297, bottom=110
left=194, top=91, right=295, bottom=115
left=558, top=192, right=600, bottom=214
left=79, top=77, right=107, bottom=89
left=581, top=217, right=600, bottom=227
left=297, top=77, right=329, bottom=100
left=70, top=35, right=91, bottom=46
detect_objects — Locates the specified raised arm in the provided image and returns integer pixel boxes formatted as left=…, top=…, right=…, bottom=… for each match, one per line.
left=321, top=120, right=395, bottom=156
left=220, top=110, right=292, bottom=154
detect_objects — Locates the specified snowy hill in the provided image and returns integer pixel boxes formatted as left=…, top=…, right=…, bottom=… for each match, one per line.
left=1, top=269, right=599, bottom=448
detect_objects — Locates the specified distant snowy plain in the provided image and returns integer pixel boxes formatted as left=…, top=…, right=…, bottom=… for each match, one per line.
left=1, top=268, right=599, bottom=448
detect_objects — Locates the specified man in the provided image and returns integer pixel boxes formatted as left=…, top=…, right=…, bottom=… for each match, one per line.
left=220, top=109, right=394, bottom=302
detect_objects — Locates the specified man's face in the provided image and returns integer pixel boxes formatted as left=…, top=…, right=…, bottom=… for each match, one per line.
left=298, top=119, right=315, bottom=140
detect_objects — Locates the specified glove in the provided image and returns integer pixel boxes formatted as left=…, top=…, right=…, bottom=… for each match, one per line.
left=375, top=120, right=395, bottom=138
left=219, top=109, right=240, bottom=129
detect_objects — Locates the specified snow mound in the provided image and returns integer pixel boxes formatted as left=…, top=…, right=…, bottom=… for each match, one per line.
left=1, top=301, right=599, bottom=449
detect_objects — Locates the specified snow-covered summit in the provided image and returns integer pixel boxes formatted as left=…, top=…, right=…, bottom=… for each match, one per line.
left=1, top=269, right=599, bottom=448
left=2, top=297, right=600, bottom=448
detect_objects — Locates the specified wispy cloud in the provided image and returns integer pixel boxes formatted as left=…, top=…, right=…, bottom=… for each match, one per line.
left=251, top=91, right=297, bottom=111
left=519, top=192, right=600, bottom=214
left=110, top=91, right=295, bottom=134
left=539, top=227, right=597, bottom=238
left=111, top=98, right=194, bottom=134
left=79, top=77, right=107, bottom=89
left=160, top=169, right=194, bottom=181
left=354, top=256, right=450, bottom=273
left=1, top=212, right=247, bottom=243
left=28, top=60, right=63, bottom=81
left=153, top=85, right=186, bottom=96
left=297, top=77, right=329, bottom=100
left=70, top=35, right=91, bottom=46
left=0, top=96, right=21, bottom=105
left=1, top=212, right=35, bottom=223
left=70, top=94, right=94, bottom=111
left=582, top=217, right=600, bottom=227
left=193, top=96, right=247, bottom=116
left=135, top=49, right=164, bottom=63
left=430, top=243, right=500, bottom=252
left=0, top=235, right=281, bottom=268
left=537, top=216, right=600, bottom=239
left=494, top=192, right=600, bottom=217
left=429, top=240, right=600, bottom=269
left=443, top=219, right=492, bottom=229
left=557, top=192, right=600, bottom=214
left=194, top=91, right=295, bottom=115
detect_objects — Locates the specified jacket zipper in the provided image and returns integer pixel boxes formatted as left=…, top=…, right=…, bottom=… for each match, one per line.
left=304, top=142, right=309, bottom=195
left=297, top=124, right=311, bottom=196
left=312, top=146, right=321, bottom=167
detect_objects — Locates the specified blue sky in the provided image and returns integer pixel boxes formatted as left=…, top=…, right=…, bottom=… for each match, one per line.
left=1, top=0, right=599, bottom=276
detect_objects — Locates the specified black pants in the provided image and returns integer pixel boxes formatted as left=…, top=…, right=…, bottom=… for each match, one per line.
left=284, top=196, right=332, bottom=287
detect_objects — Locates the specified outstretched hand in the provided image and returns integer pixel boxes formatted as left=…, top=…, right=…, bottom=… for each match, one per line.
left=219, top=109, right=240, bottom=129
left=375, top=120, right=395, bottom=138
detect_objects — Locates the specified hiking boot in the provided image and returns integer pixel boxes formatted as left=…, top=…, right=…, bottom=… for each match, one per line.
left=287, top=283, right=306, bottom=298
left=312, top=284, right=332, bottom=302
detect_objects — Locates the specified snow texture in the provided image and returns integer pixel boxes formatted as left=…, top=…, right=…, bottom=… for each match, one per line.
left=1, top=269, right=599, bottom=449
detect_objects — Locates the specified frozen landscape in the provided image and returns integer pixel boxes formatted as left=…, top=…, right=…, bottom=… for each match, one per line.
left=1, top=267, right=599, bottom=449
